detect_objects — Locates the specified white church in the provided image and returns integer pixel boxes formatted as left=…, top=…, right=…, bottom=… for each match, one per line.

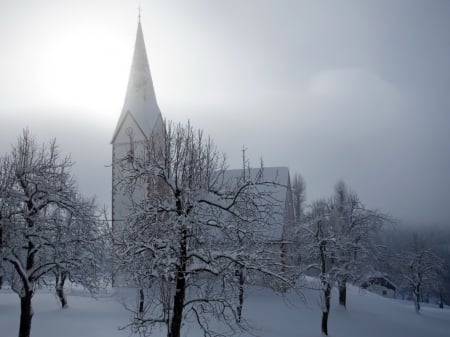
left=111, top=20, right=296, bottom=278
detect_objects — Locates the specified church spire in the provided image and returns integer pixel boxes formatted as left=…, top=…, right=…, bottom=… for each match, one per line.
left=112, top=19, right=162, bottom=142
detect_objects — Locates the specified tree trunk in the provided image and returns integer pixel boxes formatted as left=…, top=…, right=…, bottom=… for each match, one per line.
left=414, top=298, right=420, bottom=313
left=321, top=311, right=329, bottom=336
left=413, top=288, right=421, bottom=313
left=0, top=274, right=3, bottom=290
left=138, top=288, right=145, bottom=316
left=19, top=237, right=36, bottom=337
left=169, top=265, right=186, bottom=337
left=19, top=290, right=34, bottom=337
left=237, top=267, right=245, bottom=322
left=321, top=283, right=331, bottom=336
left=338, top=279, right=347, bottom=308
left=413, top=282, right=421, bottom=313
left=169, top=228, right=187, bottom=337
left=439, top=291, right=444, bottom=309
left=55, top=271, right=68, bottom=309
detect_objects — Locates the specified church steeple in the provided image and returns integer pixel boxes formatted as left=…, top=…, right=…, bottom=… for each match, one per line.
left=111, top=20, right=162, bottom=143
left=111, top=17, right=165, bottom=286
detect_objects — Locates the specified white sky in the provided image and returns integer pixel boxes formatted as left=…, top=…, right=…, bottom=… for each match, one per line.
left=1, top=0, right=449, bottom=226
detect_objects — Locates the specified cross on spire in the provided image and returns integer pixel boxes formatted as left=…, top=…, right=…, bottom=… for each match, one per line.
left=138, top=3, right=142, bottom=23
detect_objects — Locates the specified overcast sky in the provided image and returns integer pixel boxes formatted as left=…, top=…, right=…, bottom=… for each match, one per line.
left=1, top=0, right=449, bottom=226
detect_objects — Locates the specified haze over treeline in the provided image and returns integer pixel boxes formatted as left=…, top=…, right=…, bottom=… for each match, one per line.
left=1, top=0, right=450, bottom=227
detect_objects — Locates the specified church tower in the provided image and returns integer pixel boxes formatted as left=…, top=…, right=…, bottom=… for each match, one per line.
left=111, top=19, right=164, bottom=240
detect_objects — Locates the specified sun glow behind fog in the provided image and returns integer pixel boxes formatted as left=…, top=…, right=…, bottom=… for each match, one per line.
left=0, top=1, right=195, bottom=127
left=36, top=23, right=130, bottom=123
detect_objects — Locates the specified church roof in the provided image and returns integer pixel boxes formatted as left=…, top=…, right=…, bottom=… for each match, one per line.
left=223, top=167, right=290, bottom=207
left=112, top=21, right=162, bottom=143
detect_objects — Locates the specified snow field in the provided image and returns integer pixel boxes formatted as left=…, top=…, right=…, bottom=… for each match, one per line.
left=1, top=283, right=449, bottom=337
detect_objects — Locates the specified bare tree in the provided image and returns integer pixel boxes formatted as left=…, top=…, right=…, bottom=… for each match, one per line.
left=300, top=181, right=387, bottom=334
left=330, top=180, right=386, bottom=308
left=292, top=173, right=306, bottom=225
left=397, top=233, right=445, bottom=313
left=114, top=122, right=295, bottom=337
left=0, top=154, right=12, bottom=291
left=0, top=130, right=103, bottom=337
left=378, top=224, right=450, bottom=307
left=48, top=197, right=106, bottom=308
left=301, top=199, right=335, bottom=336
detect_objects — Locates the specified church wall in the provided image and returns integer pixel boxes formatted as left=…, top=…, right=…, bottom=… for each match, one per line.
left=112, top=114, right=149, bottom=286
left=112, top=112, right=166, bottom=286
left=282, top=173, right=296, bottom=266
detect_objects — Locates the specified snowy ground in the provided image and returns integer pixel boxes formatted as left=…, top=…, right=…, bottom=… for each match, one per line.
left=1, top=282, right=449, bottom=337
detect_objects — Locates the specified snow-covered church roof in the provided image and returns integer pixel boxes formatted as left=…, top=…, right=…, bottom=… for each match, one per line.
left=111, top=21, right=162, bottom=143
left=223, top=166, right=290, bottom=208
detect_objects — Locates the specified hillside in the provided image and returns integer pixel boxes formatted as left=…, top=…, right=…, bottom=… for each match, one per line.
left=1, top=282, right=449, bottom=337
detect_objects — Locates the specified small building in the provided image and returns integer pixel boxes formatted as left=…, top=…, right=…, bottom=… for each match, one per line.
left=361, top=272, right=397, bottom=299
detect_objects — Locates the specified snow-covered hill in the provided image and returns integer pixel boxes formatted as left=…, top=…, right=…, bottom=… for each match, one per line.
left=1, top=283, right=449, bottom=337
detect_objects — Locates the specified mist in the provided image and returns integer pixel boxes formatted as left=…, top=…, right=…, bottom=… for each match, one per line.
left=1, top=0, right=450, bottom=226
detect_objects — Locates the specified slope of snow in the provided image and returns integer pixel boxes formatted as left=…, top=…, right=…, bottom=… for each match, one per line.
left=1, top=283, right=449, bottom=337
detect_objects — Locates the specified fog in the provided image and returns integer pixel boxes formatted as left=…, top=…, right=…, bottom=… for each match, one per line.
left=1, top=0, right=449, bottom=226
